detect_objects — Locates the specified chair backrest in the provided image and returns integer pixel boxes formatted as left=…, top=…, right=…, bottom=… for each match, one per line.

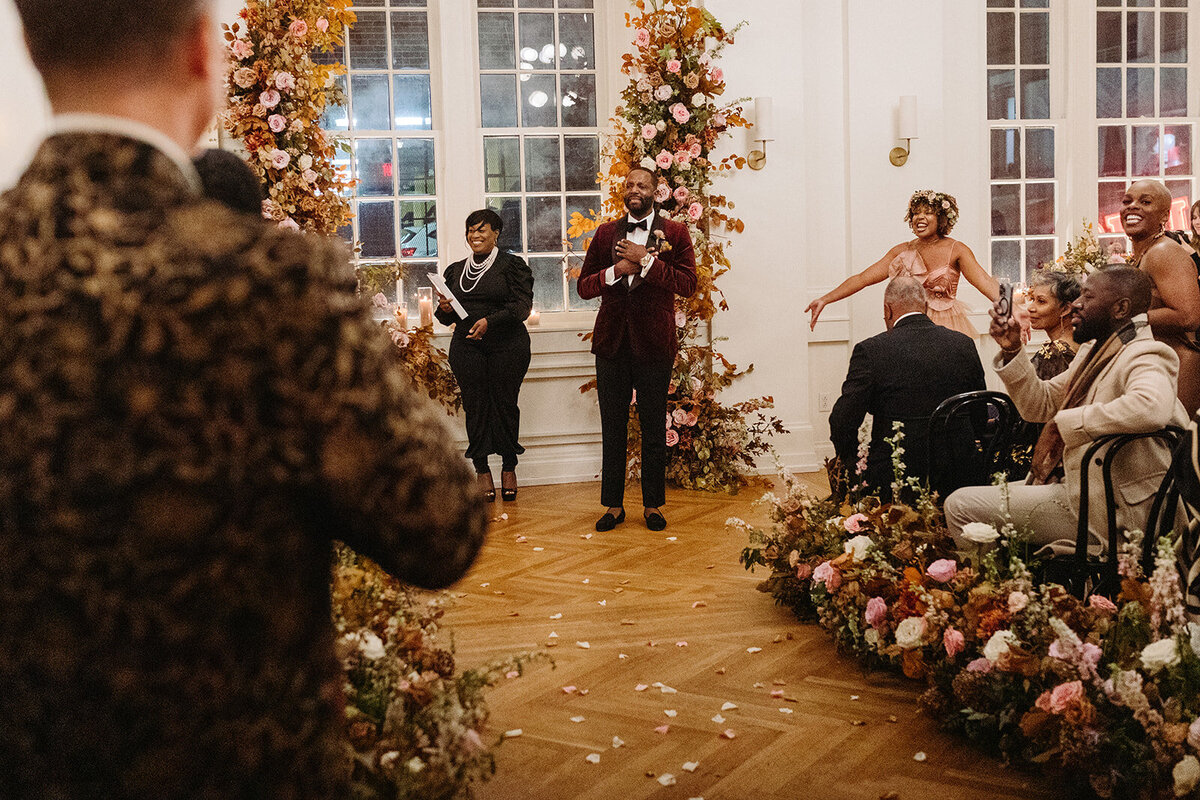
left=1143, top=420, right=1200, bottom=615
left=927, top=390, right=1019, bottom=500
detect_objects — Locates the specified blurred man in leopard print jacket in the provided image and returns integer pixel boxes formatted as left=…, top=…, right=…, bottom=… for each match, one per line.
left=0, top=2, right=487, bottom=798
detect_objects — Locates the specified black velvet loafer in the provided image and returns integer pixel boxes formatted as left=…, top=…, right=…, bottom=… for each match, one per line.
left=595, top=508, right=626, bottom=532
left=644, top=510, right=667, bottom=531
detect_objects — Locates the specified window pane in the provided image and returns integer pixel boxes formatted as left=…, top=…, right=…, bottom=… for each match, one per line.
left=487, top=197, right=523, bottom=252
left=992, top=184, right=1022, bottom=235
left=1132, top=125, right=1161, bottom=177
left=355, top=138, right=393, bottom=197
left=1026, top=128, right=1054, bottom=178
left=1098, top=182, right=1127, bottom=233
left=991, top=240, right=1021, bottom=284
left=559, top=0, right=594, bottom=7
left=529, top=256, right=565, bottom=312
left=1019, top=12, right=1048, bottom=65
left=351, top=74, right=391, bottom=130
left=525, top=196, right=561, bottom=251
left=1026, top=239, right=1055, bottom=275
left=478, top=13, right=516, bottom=70
left=478, top=0, right=514, bottom=7
left=1025, top=182, right=1055, bottom=235
left=559, top=13, right=595, bottom=70
left=348, top=10, right=388, bottom=69
left=391, top=11, right=430, bottom=69
left=360, top=201, right=396, bottom=258
left=1126, top=67, right=1154, bottom=118
left=564, top=136, right=599, bottom=191
left=519, top=12, right=556, bottom=70
left=1098, top=125, right=1127, bottom=177
left=1126, top=11, right=1155, bottom=64
left=561, top=74, right=597, bottom=127
left=524, top=137, right=562, bottom=192
left=1166, top=181, right=1192, bottom=229
left=393, top=75, right=432, bottom=129
left=399, top=200, right=437, bottom=258
left=321, top=74, right=349, bottom=130
left=480, top=75, right=519, bottom=127
left=1020, top=0, right=1048, bottom=7
left=1096, top=11, right=1122, bottom=63
left=1164, top=124, right=1191, bottom=177
left=1019, top=69, right=1049, bottom=119
left=990, top=128, right=1021, bottom=180
left=987, top=12, right=1015, bottom=64
left=521, top=75, right=558, bottom=127
left=396, top=138, right=435, bottom=195
left=1163, top=0, right=1188, bottom=7
left=484, top=137, right=521, bottom=192
left=566, top=194, right=600, bottom=249
left=519, top=0, right=553, bottom=7
left=1097, top=67, right=1122, bottom=118
left=1161, top=12, right=1187, bottom=63
left=391, top=0, right=428, bottom=7
left=988, top=0, right=1015, bottom=5
left=312, top=42, right=344, bottom=67
left=988, top=69, right=1016, bottom=119
left=400, top=263, right=438, bottom=311
left=569, top=274, right=599, bottom=310
left=1161, top=68, right=1187, bottom=118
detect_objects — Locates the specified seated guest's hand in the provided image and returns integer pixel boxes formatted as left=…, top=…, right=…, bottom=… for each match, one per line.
left=989, top=300, right=1023, bottom=360
left=1012, top=297, right=1033, bottom=344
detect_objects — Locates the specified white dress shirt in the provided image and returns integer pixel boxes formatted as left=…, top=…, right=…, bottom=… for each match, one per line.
left=51, top=113, right=203, bottom=194
left=605, top=209, right=657, bottom=287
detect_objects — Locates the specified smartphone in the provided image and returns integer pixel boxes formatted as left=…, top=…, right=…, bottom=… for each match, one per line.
left=997, top=282, right=1013, bottom=320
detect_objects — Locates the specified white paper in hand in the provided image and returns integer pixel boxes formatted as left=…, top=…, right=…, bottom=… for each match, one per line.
left=428, top=272, right=469, bottom=319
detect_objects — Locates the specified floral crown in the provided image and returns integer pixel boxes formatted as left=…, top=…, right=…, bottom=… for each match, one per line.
left=905, top=189, right=959, bottom=233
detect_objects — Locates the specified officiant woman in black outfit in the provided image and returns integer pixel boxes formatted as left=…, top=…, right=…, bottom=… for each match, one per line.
left=435, top=209, right=534, bottom=501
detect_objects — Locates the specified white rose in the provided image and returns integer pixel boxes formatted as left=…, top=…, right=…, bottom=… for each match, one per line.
left=844, top=535, right=872, bottom=563
left=864, top=628, right=879, bottom=647
left=960, top=522, right=1000, bottom=545
left=1140, top=638, right=1180, bottom=673
left=1174, top=755, right=1200, bottom=797
left=656, top=120, right=667, bottom=131
left=983, top=629, right=1017, bottom=663
left=894, top=616, right=926, bottom=649
left=1188, top=622, right=1200, bottom=658
left=406, top=757, right=426, bottom=773
left=299, top=154, right=313, bottom=170
left=654, top=84, right=672, bottom=101
left=691, top=93, right=705, bottom=107
left=358, top=630, right=386, bottom=660
left=640, top=156, right=657, bottom=169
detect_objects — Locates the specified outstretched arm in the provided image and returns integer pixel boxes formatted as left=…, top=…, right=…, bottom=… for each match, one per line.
left=1143, top=244, right=1200, bottom=336
left=955, top=242, right=1001, bottom=302
left=804, top=244, right=905, bottom=330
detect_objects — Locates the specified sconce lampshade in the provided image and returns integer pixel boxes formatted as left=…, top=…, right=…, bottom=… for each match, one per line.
left=753, top=97, right=774, bottom=142
left=898, top=95, right=918, bottom=140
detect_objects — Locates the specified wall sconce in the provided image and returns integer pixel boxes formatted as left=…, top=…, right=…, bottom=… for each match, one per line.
left=889, top=95, right=918, bottom=167
left=748, top=97, right=774, bottom=170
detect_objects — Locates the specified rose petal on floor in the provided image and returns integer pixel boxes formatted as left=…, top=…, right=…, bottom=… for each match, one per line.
left=586, top=753, right=601, bottom=764
left=635, top=684, right=649, bottom=692
left=682, top=761, right=699, bottom=773
left=692, top=601, right=707, bottom=608
left=720, top=702, right=737, bottom=711
left=657, top=774, right=676, bottom=787
left=655, top=724, right=670, bottom=734
left=550, top=613, right=563, bottom=619
left=720, top=729, right=737, bottom=739
left=746, top=647, right=763, bottom=654
left=504, top=729, right=523, bottom=738
left=663, top=709, right=677, bottom=718
left=612, top=736, right=625, bottom=748
left=711, top=714, right=725, bottom=724
left=576, top=641, right=590, bottom=649
left=913, top=752, right=927, bottom=762
left=570, top=716, right=586, bottom=723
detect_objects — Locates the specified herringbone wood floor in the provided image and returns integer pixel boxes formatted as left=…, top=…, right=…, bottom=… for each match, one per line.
left=441, top=476, right=1056, bottom=800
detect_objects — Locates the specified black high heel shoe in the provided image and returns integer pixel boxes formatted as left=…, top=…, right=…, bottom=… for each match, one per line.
left=500, top=470, right=517, bottom=501
left=478, top=472, right=496, bottom=502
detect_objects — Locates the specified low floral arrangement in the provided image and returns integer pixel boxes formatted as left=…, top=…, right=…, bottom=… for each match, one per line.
left=568, top=0, right=783, bottom=493
left=332, top=544, right=542, bottom=800
left=734, top=432, right=1200, bottom=798
left=1042, top=220, right=1126, bottom=276
left=223, top=0, right=356, bottom=234
left=365, top=287, right=460, bottom=415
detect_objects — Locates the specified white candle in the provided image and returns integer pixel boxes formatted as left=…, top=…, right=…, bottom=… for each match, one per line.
left=418, top=298, right=434, bottom=327
left=527, top=308, right=541, bottom=326
left=396, top=304, right=408, bottom=329
left=395, top=277, right=403, bottom=306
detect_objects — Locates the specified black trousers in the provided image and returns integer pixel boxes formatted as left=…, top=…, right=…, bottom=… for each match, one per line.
left=448, top=331, right=531, bottom=473
left=595, top=350, right=672, bottom=508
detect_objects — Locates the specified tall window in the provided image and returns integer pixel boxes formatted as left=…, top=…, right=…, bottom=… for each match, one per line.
left=1095, top=0, right=1193, bottom=248
left=477, top=0, right=601, bottom=312
left=320, top=0, right=440, bottom=307
left=987, top=0, right=1056, bottom=286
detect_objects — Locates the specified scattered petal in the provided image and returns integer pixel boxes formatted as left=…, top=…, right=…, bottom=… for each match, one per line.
left=505, top=670, right=519, bottom=679
left=778, top=708, right=793, bottom=714
left=773, top=679, right=787, bottom=686
left=548, top=632, right=559, bottom=639
left=720, top=729, right=737, bottom=739
left=655, top=724, right=670, bottom=734
left=657, top=774, right=677, bottom=787
left=500, top=513, right=508, bottom=520
left=508, top=612, right=520, bottom=617
left=721, top=702, right=737, bottom=711
left=850, top=695, right=860, bottom=701
left=676, top=641, right=688, bottom=647
left=660, top=685, right=677, bottom=694
left=579, top=689, right=590, bottom=696
left=562, top=685, right=577, bottom=694
left=711, top=714, right=725, bottom=724
left=533, top=547, right=545, bottom=552
left=550, top=613, right=563, bottom=620
left=614, top=588, right=624, bottom=594
left=850, top=720, right=865, bottom=726
left=913, top=752, right=927, bottom=762
left=706, top=564, right=715, bottom=569
left=753, top=683, right=766, bottom=689
left=585, top=753, right=601, bottom=764
left=621, top=619, right=636, bottom=626
left=772, top=635, right=784, bottom=643
left=598, top=600, right=607, bottom=606
left=715, top=667, right=726, bottom=675
left=770, top=690, right=784, bottom=698
left=570, top=716, right=586, bottom=723
left=619, top=653, right=628, bottom=660
left=664, top=709, right=677, bottom=718
left=612, top=736, right=625, bottom=748
left=581, top=533, right=593, bottom=539
left=479, top=583, right=490, bottom=588
left=504, top=729, right=523, bottom=738
left=582, top=579, right=590, bottom=584
left=576, top=641, right=590, bottom=649
left=620, top=579, right=631, bottom=585
left=635, top=684, right=649, bottom=692
left=692, top=601, right=708, bottom=609
left=746, top=647, right=763, bottom=654
left=682, top=761, right=699, bottom=773
left=514, top=536, right=527, bottom=543
left=888, top=715, right=898, bottom=723
left=666, top=536, right=677, bottom=542
left=652, top=682, right=664, bottom=688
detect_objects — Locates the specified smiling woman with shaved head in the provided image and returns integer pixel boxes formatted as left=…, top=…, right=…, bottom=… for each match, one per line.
left=1122, top=178, right=1200, bottom=414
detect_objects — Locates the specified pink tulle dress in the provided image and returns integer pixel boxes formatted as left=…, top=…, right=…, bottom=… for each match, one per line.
left=888, top=240, right=977, bottom=337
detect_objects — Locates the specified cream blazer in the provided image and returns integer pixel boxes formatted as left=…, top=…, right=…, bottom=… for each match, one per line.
left=995, top=320, right=1188, bottom=537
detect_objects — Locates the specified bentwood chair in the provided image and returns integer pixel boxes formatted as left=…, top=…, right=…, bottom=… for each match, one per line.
left=927, top=390, right=1020, bottom=500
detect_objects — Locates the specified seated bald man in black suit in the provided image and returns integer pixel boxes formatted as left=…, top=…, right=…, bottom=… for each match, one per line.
left=828, top=276, right=986, bottom=498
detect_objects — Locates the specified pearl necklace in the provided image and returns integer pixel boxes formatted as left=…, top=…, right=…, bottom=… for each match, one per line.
left=460, top=248, right=499, bottom=294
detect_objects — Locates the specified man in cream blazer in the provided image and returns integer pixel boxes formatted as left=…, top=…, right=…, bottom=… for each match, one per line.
left=946, top=267, right=1187, bottom=553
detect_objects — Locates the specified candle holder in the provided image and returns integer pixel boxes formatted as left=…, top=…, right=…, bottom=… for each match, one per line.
left=417, top=287, right=434, bottom=328
left=396, top=304, right=409, bottom=330
left=527, top=308, right=541, bottom=326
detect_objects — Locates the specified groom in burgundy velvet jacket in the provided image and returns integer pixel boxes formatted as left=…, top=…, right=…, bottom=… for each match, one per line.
left=577, top=167, right=697, bottom=532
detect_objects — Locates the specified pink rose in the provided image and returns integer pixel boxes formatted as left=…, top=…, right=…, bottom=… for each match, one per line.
left=674, top=150, right=691, bottom=166
left=269, top=148, right=291, bottom=169
left=1034, top=689, right=1053, bottom=714
left=268, top=114, right=287, bottom=133
left=683, top=411, right=698, bottom=427
left=229, top=39, right=253, bottom=60
left=844, top=513, right=868, bottom=533
left=688, top=142, right=702, bottom=158
left=966, top=657, right=992, bottom=673
left=672, top=407, right=689, bottom=425
left=666, top=59, right=682, bottom=74
left=1088, top=594, right=1117, bottom=614
left=289, top=19, right=308, bottom=38
left=641, top=123, right=657, bottom=140
left=812, top=561, right=841, bottom=590
left=654, top=84, right=673, bottom=102
left=864, top=596, right=888, bottom=628
left=670, top=103, right=691, bottom=124
left=1047, top=681, right=1084, bottom=714
left=673, top=186, right=689, bottom=204
left=316, top=17, right=329, bottom=33
left=1048, top=640, right=1065, bottom=660
left=259, top=89, right=281, bottom=109
left=675, top=310, right=687, bottom=327
left=713, top=113, right=727, bottom=128
left=654, top=183, right=671, bottom=202
left=302, top=169, right=319, bottom=184
left=687, top=202, right=703, bottom=221
left=635, top=28, right=651, bottom=48
left=711, top=68, right=724, bottom=83
left=278, top=217, right=300, bottom=231
left=943, top=627, right=965, bottom=659
left=371, top=292, right=389, bottom=308
left=233, top=67, right=256, bottom=89
left=665, top=428, right=679, bottom=447
left=1189, top=718, right=1200, bottom=750
left=795, top=563, right=813, bottom=581
left=289, top=119, right=304, bottom=132
left=1081, top=642, right=1102, bottom=668
left=275, top=71, right=296, bottom=91
left=655, top=150, right=674, bottom=169
left=1007, top=591, right=1028, bottom=614
left=926, top=559, right=957, bottom=583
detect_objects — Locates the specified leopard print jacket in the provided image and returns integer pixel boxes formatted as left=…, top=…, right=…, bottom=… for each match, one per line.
left=0, top=133, right=487, bottom=799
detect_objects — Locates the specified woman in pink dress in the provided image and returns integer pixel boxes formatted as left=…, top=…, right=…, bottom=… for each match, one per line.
left=805, top=190, right=1000, bottom=337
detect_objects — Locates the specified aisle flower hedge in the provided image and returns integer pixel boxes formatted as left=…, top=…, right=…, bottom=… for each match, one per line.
left=570, top=0, right=784, bottom=493
left=734, top=435, right=1200, bottom=799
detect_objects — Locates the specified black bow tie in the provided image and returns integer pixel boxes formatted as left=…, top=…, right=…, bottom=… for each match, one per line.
left=628, top=219, right=648, bottom=231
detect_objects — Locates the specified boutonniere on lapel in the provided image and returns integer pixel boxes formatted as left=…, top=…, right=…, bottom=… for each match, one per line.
left=649, top=229, right=671, bottom=256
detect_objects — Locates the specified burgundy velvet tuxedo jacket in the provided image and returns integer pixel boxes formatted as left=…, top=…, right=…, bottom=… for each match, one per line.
left=577, top=214, right=697, bottom=364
